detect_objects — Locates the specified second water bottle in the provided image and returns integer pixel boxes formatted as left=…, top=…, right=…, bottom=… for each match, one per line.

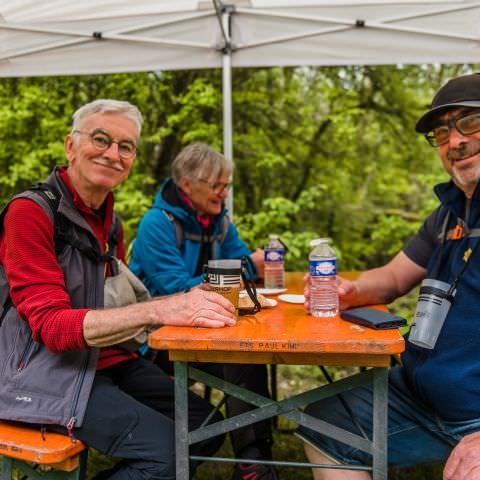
left=309, top=238, right=339, bottom=317
left=264, top=234, right=285, bottom=289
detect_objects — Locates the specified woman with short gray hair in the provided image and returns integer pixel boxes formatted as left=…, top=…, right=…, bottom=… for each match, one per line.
left=130, top=143, right=278, bottom=480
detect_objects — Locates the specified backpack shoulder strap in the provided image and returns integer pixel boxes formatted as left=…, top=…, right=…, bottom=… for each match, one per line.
left=219, top=214, right=230, bottom=245
left=28, top=183, right=109, bottom=263
left=28, top=182, right=65, bottom=255
left=28, top=182, right=61, bottom=221
left=159, top=208, right=230, bottom=250
left=108, top=213, right=121, bottom=254
left=0, top=182, right=61, bottom=319
left=161, top=209, right=184, bottom=250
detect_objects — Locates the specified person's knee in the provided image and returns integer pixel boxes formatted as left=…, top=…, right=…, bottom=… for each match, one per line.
left=93, top=457, right=176, bottom=480
left=151, top=460, right=176, bottom=480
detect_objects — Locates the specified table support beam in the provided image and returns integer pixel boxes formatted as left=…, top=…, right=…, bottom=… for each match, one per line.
left=178, top=363, right=391, bottom=478
left=188, top=366, right=375, bottom=453
left=174, top=362, right=190, bottom=480
left=372, top=367, right=389, bottom=480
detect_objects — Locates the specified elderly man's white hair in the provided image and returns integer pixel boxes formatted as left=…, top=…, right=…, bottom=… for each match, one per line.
left=72, top=99, right=143, bottom=136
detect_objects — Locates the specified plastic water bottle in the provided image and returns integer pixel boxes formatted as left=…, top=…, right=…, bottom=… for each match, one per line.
left=309, top=238, right=338, bottom=317
left=264, top=234, right=285, bottom=289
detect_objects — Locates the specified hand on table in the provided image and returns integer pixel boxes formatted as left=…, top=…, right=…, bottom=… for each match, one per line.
left=303, top=273, right=311, bottom=312
left=160, top=288, right=236, bottom=328
left=337, top=276, right=361, bottom=310
left=444, top=432, right=480, bottom=480
left=303, top=273, right=360, bottom=312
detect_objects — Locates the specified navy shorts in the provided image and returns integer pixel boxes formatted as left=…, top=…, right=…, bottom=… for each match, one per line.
left=297, top=366, right=480, bottom=468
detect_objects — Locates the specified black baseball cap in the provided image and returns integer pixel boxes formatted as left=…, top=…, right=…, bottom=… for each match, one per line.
left=415, top=73, right=480, bottom=133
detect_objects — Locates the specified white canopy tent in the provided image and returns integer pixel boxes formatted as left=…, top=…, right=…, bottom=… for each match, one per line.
left=1, top=0, right=480, bottom=211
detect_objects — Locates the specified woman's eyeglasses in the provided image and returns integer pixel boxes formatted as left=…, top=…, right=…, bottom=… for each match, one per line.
left=198, top=178, right=232, bottom=194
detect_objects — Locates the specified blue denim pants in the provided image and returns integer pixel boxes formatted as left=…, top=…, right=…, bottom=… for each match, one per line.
left=297, top=366, right=480, bottom=468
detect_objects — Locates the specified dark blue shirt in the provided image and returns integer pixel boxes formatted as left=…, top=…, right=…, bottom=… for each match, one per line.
left=402, top=180, right=480, bottom=421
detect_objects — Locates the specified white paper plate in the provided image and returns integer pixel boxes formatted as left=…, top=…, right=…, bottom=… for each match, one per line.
left=278, top=294, right=305, bottom=304
left=255, top=287, right=287, bottom=295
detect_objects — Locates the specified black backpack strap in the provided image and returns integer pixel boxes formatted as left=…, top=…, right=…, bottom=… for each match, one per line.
left=107, top=213, right=121, bottom=254
left=29, top=182, right=111, bottom=263
left=29, top=182, right=61, bottom=220
left=29, top=182, right=66, bottom=257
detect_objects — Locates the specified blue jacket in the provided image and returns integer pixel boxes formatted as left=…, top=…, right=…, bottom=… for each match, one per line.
left=402, top=179, right=480, bottom=421
left=130, top=177, right=253, bottom=295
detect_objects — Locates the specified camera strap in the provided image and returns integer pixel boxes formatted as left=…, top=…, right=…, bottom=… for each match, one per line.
left=432, top=209, right=480, bottom=297
left=447, top=237, right=480, bottom=297
left=431, top=210, right=451, bottom=278
left=239, top=256, right=261, bottom=315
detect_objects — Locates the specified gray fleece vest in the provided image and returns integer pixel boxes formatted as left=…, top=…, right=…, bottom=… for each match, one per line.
left=0, top=168, right=117, bottom=429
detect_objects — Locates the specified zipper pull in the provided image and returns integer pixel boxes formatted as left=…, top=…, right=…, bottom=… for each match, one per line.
left=66, top=416, right=77, bottom=440
left=450, top=224, right=464, bottom=240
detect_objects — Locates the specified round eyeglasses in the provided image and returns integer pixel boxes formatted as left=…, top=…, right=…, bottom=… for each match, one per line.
left=198, top=178, right=232, bottom=194
left=73, top=129, right=137, bottom=159
left=425, top=112, right=480, bottom=147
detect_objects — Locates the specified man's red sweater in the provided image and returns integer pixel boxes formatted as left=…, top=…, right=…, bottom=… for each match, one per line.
left=0, top=167, right=136, bottom=370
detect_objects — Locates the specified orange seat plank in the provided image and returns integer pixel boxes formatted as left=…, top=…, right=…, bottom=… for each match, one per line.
left=0, top=421, right=86, bottom=466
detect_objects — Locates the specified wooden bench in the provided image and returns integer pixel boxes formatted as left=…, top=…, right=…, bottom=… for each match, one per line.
left=0, top=421, right=87, bottom=480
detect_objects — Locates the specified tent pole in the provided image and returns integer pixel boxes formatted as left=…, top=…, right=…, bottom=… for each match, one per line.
left=221, top=5, right=234, bottom=216
left=223, top=48, right=233, bottom=216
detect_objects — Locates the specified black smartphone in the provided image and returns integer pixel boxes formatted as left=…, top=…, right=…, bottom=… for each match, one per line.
left=340, top=307, right=406, bottom=330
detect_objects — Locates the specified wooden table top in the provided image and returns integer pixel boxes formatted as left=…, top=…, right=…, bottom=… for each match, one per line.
left=148, top=272, right=405, bottom=367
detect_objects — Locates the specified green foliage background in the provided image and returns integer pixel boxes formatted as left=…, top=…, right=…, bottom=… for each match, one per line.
left=0, top=64, right=474, bottom=274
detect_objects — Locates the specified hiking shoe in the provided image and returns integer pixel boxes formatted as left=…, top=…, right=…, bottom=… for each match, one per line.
left=232, top=463, right=279, bottom=480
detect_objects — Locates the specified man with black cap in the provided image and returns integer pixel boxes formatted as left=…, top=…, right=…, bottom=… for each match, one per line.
left=297, top=72, right=480, bottom=480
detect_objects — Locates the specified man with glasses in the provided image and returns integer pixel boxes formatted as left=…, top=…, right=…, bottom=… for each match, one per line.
left=130, top=143, right=278, bottom=480
left=298, top=72, right=480, bottom=480
left=0, top=100, right=236, bottom=480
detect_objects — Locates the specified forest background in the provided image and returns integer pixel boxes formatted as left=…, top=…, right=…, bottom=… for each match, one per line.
left=0, top=63, right=476, bottom=479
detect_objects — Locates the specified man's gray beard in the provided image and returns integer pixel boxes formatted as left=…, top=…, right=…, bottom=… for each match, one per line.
left=451, top=166, right=480, bottom=197
left=448, top=140, right=480, bottom=197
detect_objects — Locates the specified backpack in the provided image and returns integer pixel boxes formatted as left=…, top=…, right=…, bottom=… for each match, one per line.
left=160, top=208, right=230, bottom=253
left=28, top=182, right=120, bottom=262
left=0, top=182, right=120, bottom=322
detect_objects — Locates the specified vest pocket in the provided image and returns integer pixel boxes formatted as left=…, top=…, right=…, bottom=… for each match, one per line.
left=16, top=337, right=35, bottom=371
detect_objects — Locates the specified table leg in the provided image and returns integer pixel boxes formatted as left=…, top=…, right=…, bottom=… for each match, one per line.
left=372, top=367, right=388, bottom=480
left=174, top=361, right=190, bottom=480
left=0, top=456, right=13, bottom=480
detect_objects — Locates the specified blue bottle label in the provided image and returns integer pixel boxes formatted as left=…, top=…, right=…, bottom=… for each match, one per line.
left=265, top=248, right=284, bottom=262
left=310, top=259, right=337, bottom=277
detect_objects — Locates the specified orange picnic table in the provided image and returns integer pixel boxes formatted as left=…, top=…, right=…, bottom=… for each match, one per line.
left=149, top=272, right=404, bottom=480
